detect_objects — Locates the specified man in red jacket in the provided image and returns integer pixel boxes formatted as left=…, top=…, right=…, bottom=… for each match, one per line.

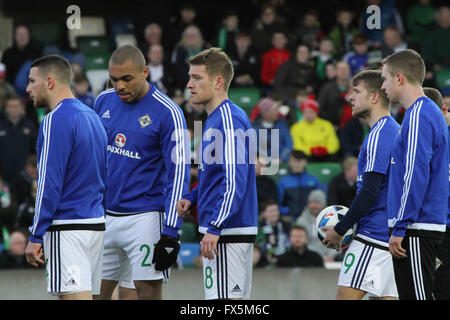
left=260, top=31, right=291, bottom=89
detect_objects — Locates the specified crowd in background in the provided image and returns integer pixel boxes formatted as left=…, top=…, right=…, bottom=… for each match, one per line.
left=0, top=0, right=450, bottom=269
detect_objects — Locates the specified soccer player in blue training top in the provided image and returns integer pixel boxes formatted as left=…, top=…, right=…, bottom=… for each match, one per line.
left=25, top=55, right=108, bottom=300
left=176, top=47, right=258, bottom=300
left=93, top=45, right=190, bottom=300
left=381, top=49, right=448, bottom=300
left=322, top=70, right=399, bottom=300
left=422, top=87, right=450, bottom=300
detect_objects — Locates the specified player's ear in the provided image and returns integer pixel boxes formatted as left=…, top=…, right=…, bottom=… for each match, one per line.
left=46, top=76, right=56, bottom=90
left=215, top=75, right=224, bottom=91
left=143, top=65, right=149, bottom=79
left=396, top=72, right=405, bottom=87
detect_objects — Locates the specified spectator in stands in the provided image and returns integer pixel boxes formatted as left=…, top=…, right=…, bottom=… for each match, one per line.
left=14, top=180, right=36, bottom=230
left=1, top=24, right=41, bottom=84
left=214, top=10, right=239, bottom=55
left=256, top=198, right=291, bottom=266
left=255, top=156, right=279, bottom=204
left=140, top=23, right=163, bottom=59
left=317, top=61, right=352, bottom=128
left=312, top=38, right=336, bottom=81
left=360, top=0, right=404, bottom=48
left=0, top=63, right=16, bottom=115
left=0, top=228, right=33, bottom=269
left=343, top=34, right=369, bottom=76
left=253, top=243, right=269, bottom=268
left=72, top=73, right=95, bottom=109
left=252, top=96, right=293, bottom=163
left=296, top=189, right=337, bottom=262
left=147, top=44, right=186, bottom=104
left=329, top=9, right=359, bottom=57
left=260, top=30, right=291, bottom=90
left=339, top=117, right=368, bottom=158
left=228, top=32, right=260, bottom=87
left=422, top=5, right=450, bottom=71
left=293, top=10, right=322, bottom=50
left=250, top=3, right=287, bottom=55
left=171, top=24, right=209, bottom=83
left=273, top=44, right=316, bottom=102
left=444, top=94, right=450, bottom=109
left=290, top=98, right=340, bottom=161
left=327, top=156, right=358, bottom=208
left=69, top=53, right=86, bottom=77
left=406, top=0, right=437, bottom=44
left=276, top=225, right=324, bottom=267
left=278, top=150, right=322, bottom=221
left=0, top=96, right=36, bottom=183
left=380, top=25, right=408, bottom=58
left=167, top=3, right=198, bottom=52
left=9, top=154, right=36, bottom=206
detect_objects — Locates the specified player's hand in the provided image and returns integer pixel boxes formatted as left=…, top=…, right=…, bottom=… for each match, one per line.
left=321, top=226, right=343, bottom=250
left=389, top=235, right=407, bottom=259
left=176, top=199, right=192, bottom=218
left=25, top=241, right=44, bottom=267
left=201, top=233, right=219, bottom=260
left=152, top=235, right=180, bottom=271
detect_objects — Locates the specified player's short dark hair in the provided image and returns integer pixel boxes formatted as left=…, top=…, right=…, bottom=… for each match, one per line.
left=423, top=87, right=445, bottom=108
left=352, top=70, right=389, bottom=108
left=189, top=47, right=234, bottom=92
left=110, top=45, right=146, bottom=70
left=381, top=49, right=425, bottom=86
left=30, top=54, right=73, bottom=86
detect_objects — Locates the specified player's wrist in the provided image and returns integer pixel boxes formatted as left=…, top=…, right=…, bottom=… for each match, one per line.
left=29, top=234, right=43, bottom=244
left=162, top=226, right=180, bottom=239
left=206, top=225, right=222, bottom=236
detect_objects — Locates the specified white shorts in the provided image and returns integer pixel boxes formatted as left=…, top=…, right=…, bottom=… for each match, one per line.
left=43, top=229, right=104, bottom=296
left=338, top=236, right=398, bottom=298
left=102, top=211, right=170, bottom=283
left=202, top=242, right=253, bottom=300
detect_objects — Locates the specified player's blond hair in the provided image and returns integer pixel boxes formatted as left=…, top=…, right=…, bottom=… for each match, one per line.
left=189, top=47, right=234, bottom=92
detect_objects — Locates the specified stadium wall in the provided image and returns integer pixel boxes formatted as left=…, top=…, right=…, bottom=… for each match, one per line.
left=0, top=268, right=341, bottom=300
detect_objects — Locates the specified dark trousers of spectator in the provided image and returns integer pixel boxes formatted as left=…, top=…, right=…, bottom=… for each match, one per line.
left=393, top=235, right=442, bottom=300
left=434, top=228, right=450, bottom=300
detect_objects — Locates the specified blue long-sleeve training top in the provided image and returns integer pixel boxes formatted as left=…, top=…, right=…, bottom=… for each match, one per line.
left=94, top=85, right=190, bottom=238
left=183, top=99, right=258, bottom=238
left=29, top=98, right=108, bottom=243
left=388, top=96, right=448, bottom=238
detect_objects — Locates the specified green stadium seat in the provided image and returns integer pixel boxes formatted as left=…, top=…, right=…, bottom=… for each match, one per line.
left=228, top=87, right=261, bottom=115
left=85, top=53, right=110, bottom=70
left=271, top=163, right=290, bottom=183
left=435, top=68, right=450, bottom=90
left=306, top=162, right=342, bottom=183
left=28, top=21, right=64, bottom=48
left=76, top=36, right=111, bottom=54
left=179, top=221, right=199, bottom=243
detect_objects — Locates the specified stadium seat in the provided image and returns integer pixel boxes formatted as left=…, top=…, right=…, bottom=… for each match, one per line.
left=68, top=16, right=106, bottom=49
left=115, top=33, right=138, bottom=48
left=435, top=68, right=450, bottom=90
left=76, top=36, right=111, bottom=54
left=28, top=21, right=64, bottom=48
left=179, top=221, right=199, bottom=243
left=271, top=163, right=290, bottom=183
left=228, top=87, right=261, bottom=115
left=85, top=53, right=110, bottom=70
left=108, top=18, right=135, bottom=46
left=306, top=162, right=342, bottom=183
left=86, top=69, right=110, bottom=96
left=178, top=242, right=200, bottom=268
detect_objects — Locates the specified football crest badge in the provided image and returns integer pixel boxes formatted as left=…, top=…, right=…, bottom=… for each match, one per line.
left=138, top=114, right=152, bottom=128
